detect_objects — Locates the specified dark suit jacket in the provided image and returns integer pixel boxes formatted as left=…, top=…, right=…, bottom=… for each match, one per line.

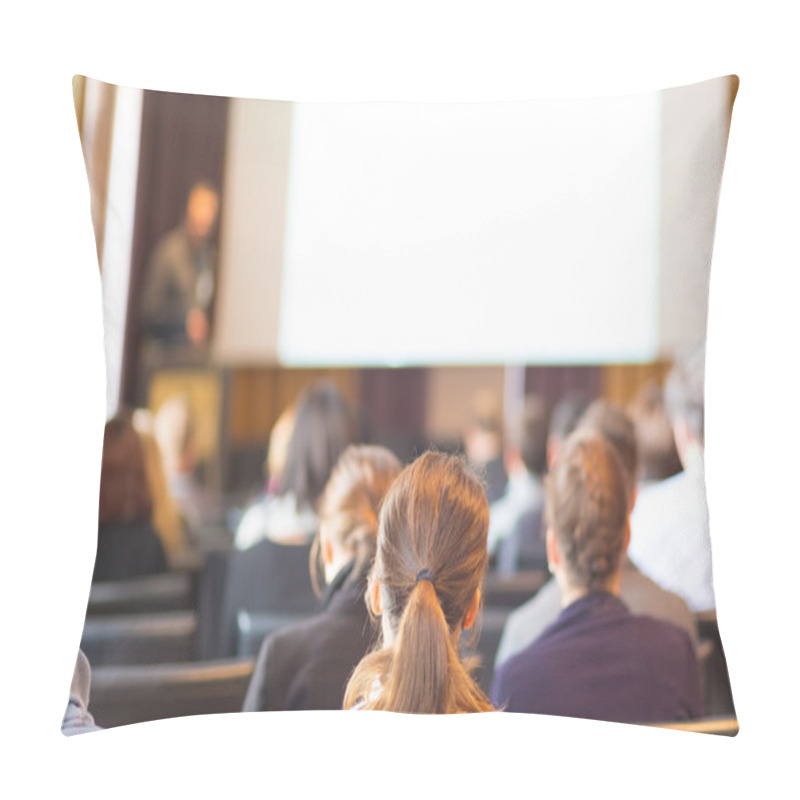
left=491, top=592, right=702, bottom=723
left=242, top=560, right=377, bottom=711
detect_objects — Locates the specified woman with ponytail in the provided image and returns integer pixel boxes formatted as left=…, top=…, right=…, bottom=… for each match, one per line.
left=242, top=445, right=401, bottom=711
left=344, top=451, right=494, bottom=714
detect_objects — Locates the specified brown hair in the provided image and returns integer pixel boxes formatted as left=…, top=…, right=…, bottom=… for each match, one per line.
left=309, top=445, right=403, bottom=596
left=98, top=413, right=153, bottom=526
left=546, top=431, right=629, bottom=593
left=344, top=451, right=493, bottom=714
left=279, top=381, right=357, bottom=510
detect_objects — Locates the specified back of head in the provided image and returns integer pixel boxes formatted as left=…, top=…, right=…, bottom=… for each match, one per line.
left=577, top=399, right=638, bottom=502
left=345, top=451, right=492, bottom=713
left=465, top=390, right=504, bottom=463
left=311, top=444, right=403, bottom=594
left=665, top=341, right=706, bottom=446
left=548, top=392, right=591, bottom=465
left=546, top=431, right=630, bottom=593
left=98, top=413, right=152, bottom=526
left=628, top=382, right=682, bottom=482
left=279, top=381, right=357, bottom=509
left=518, top=395, right=549, bottom=476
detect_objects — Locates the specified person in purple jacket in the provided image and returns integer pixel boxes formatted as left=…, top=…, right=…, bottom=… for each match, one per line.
left=491, top=430, right=702, bottom=724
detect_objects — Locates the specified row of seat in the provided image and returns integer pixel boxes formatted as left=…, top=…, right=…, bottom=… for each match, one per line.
left=80, top=570, right=736, bottom=729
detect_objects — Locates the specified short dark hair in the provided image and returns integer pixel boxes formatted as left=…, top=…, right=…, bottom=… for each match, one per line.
left=519, top=395, right=549, bottom=476
left=665, top=341, right=705, bottom=444
left=279, top=381, right=357, bottom=509
left=549, top=392, right=591, bottom=445
left=577, top=400, right=637, bottom=498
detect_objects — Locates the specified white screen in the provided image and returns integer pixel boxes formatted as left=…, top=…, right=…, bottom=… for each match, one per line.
left=278, top=95, right=660, bottom=365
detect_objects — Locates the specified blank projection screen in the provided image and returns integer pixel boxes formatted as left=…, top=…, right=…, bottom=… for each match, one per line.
left=275, top=95, right=660, bottom=366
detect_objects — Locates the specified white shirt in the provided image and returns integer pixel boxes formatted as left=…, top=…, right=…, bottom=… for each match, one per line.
left=628, top=446, right=715, bottom=612
left=234, top=492, right=318, bottom=550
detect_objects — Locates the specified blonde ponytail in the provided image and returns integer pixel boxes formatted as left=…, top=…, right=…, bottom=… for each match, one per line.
left=344, top=452, right=494, bottom=714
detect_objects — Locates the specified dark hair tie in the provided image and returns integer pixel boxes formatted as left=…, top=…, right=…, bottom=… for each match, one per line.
left=415, top=568, right=436, bottom=588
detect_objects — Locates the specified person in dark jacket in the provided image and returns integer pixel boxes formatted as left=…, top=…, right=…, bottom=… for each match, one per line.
left=242, top=445, right=402, bottom=712
left=491, top=430, right=702, bottom=724
left=93, top=413, right=168, bottom=582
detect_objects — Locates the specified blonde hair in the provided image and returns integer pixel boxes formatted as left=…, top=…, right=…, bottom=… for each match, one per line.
left=310, top=445, right=402, bottom=596
left=266, top=405, right=296, bottom=486
left=344, top=452, right=493, bottom=714
left=133, top=409, right=185, bottom=563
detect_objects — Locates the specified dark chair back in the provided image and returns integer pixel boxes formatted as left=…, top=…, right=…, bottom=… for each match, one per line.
left=216, top=539, right=318, bottom=657
left=88, top=573, right=195, bottom=616
left=88, top=659, right=254, bottom=729
left=236, top=609, right=317, bottom=658
left=694, top=611, right=736, bottom=717
left=495, top=505, right=547, bottom=575
left=482, top=570, right=549, bottom=609
left=80, top=611, right=197, bottom=666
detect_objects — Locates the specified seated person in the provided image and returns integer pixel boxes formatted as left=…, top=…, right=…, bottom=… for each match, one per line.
left=344, top=452, right=493, bottom=713
left=628, top=342, right=715, bottom=612
left=494, top=400, right=697, bottom=668
left=491, top=431, right=702, bottom=723
left=242, top=445, right=402, bottom=711
left=545, top=391, right=591, bottom=469
left=488, top=395, right=549, bottom=569
left=628, top=381, right=682, bottom=488
left=235, top=381, right=356, bottom=550
left=463, top=391, right=507, bottom=505
left=133, top=408, right=187, bottom=565
left=62, top=649, right=102, bottom=736
left=93, top=413, right=168, bottom=582
left=153, top=394, right=223, bottom=550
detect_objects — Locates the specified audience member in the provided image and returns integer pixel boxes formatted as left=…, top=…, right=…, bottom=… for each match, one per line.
left=235, top=381, right=356, bottom=550
left=495, top=399, right=697, bottom=667
left=546, top=391, right=591, bottom=469
left=628, top=381, right=682, bottom=486
left=463, top=391, right=507, bottom=504
left=344, top=451, right=493, bottom=713
left=491, top=431, right=702, bottom=723
left=153, top=395, right=222, bottom=549
left=488, top=395, right=549, bottom=569
left=242, top=445, right=402, bottom=711
left=133, top=408, right=187, bottom=564
left=628, top=342, right=715, bottom=612
left=93, top=413, right=168, bottom=582
left=62, top=649, right=102, bottom=736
